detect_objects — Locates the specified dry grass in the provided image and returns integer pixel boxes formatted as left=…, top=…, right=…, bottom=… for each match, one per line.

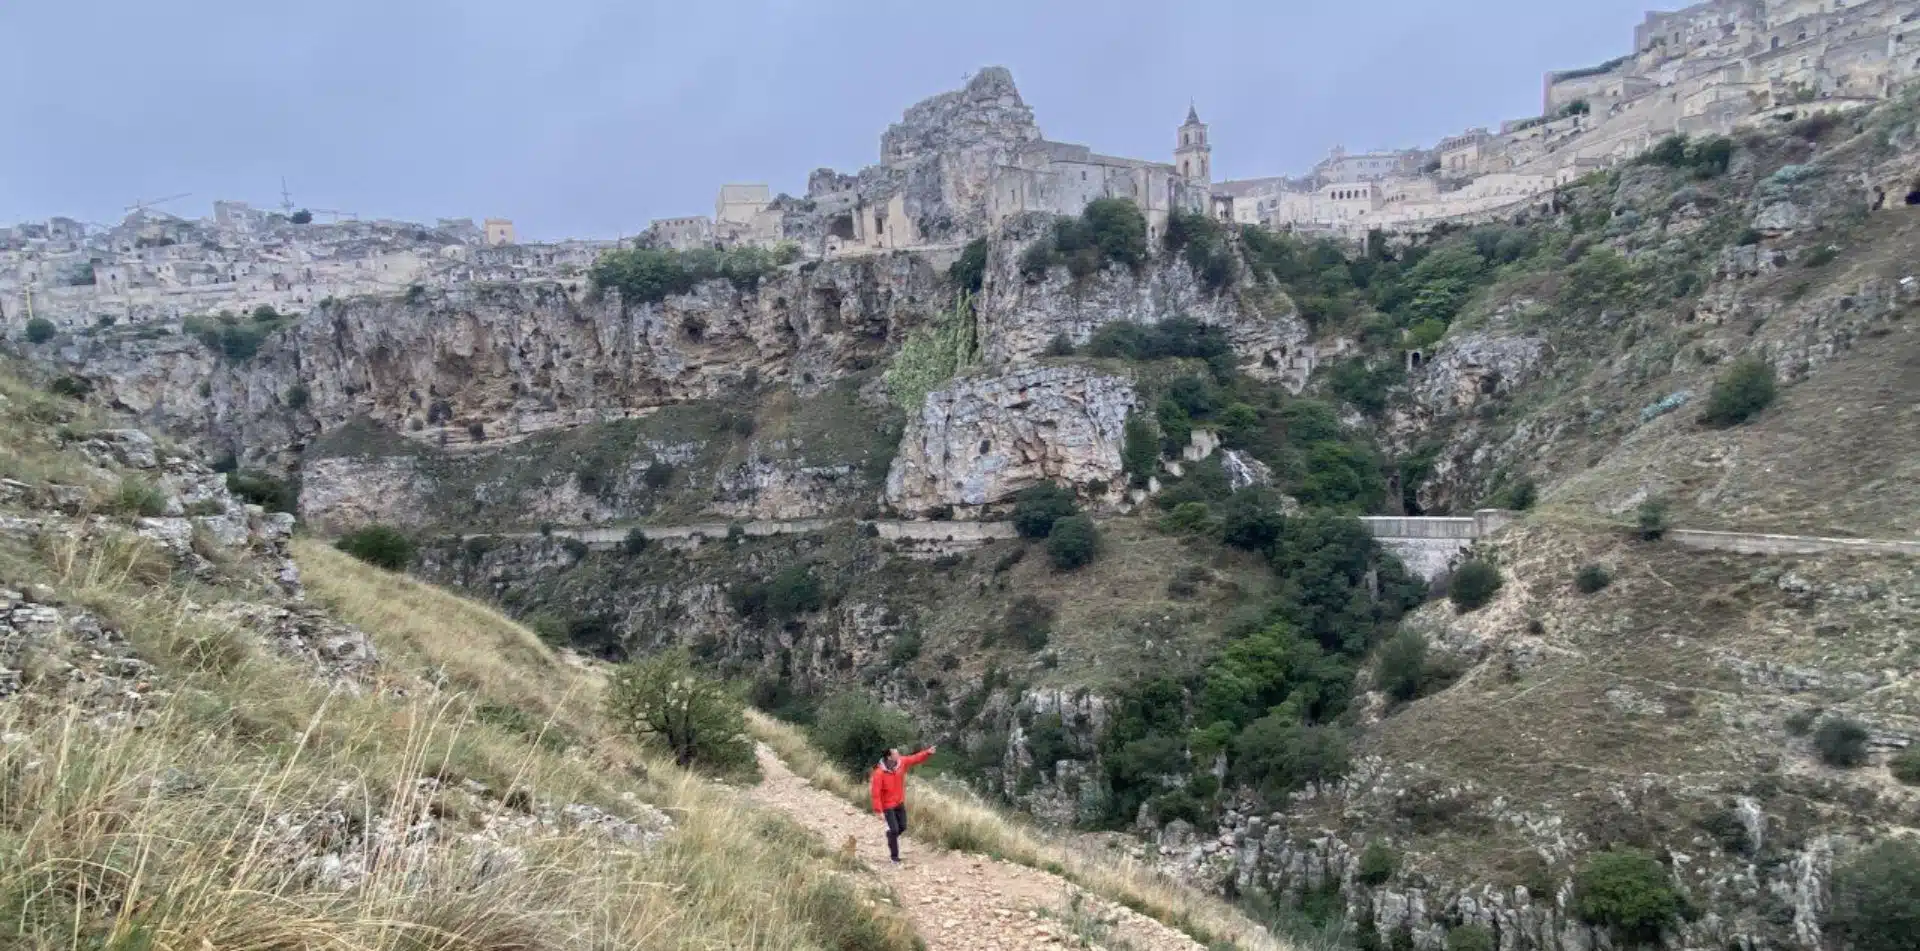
left=749, top=712, right=1290, bottom=951
left=0, top=381, right=925, bottom=950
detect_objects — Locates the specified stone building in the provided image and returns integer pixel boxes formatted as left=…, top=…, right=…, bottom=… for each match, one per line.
left=1217, top=0, right=1920, bottom=241
left=483, top=219, right=515, bottom=246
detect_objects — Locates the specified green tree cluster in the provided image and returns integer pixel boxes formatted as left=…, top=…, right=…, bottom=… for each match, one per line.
left=590, top=243, right=789, bottom=305
left=1018, top=198, right=1150, bottom=280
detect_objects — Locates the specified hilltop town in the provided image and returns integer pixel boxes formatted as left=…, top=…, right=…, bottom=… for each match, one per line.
left=6, top=0, right=1919, bottom=333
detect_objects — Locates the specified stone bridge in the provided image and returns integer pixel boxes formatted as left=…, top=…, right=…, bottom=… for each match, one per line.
left=1359, top=510, right=1520, bottom=581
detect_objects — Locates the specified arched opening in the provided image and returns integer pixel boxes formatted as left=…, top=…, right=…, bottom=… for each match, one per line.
left=1182, top=160, right=1190, bottom=176
left=978, top=440, right=992, bottom=455
left=1905, top=190, right=1920, bottom=206
left=827, top=214, right=855, bottom=241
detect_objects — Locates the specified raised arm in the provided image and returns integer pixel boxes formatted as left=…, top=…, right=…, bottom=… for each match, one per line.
left=899, top=747, right=936, bottom=769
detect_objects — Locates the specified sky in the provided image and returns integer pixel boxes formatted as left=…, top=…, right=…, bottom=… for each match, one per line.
left=0, top=0, right=1662, bottom=241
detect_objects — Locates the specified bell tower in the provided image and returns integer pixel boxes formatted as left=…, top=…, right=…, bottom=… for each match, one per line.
left=1175, top=103, right=1212, bottom=185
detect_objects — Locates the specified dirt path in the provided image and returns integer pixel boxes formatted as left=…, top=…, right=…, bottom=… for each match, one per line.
left=746, top=745, right=1206, bottom=951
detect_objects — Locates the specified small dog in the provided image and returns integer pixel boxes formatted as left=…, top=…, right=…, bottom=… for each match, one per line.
left=839, top=835, right=859, bottom=861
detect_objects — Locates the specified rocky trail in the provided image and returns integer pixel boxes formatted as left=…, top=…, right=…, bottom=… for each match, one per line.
left=746, top=745, right=1207, bottom=951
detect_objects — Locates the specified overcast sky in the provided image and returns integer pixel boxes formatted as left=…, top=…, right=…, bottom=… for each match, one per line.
left=1, top=0, right=1659, bottom=240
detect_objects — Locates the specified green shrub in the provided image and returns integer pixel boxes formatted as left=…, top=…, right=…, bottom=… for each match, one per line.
left=1046, top=515, right=1100, bottom=570
left=1448, top=560, right=1502, bottom=612
left=111, top=477, right=169, bottom=518
left=1573, top=848, right=1681, bottom=942
left=949, top=238, right=988, bottom=293
left=604, top=649, right=754, bottom=775
left=225, top=469, right=297, bottom=514
left=1160, top=501, right=1216, bottom=536
left=622, top=528, right=649, bottom=556
left=1358, top=841, right=1400, bottom=886
left=883, top=293, right=979, bottom=412
left=1636, top=497, right=1670, bottom=541
left=1374, top=629, right=1429, bottom=703
left=809, top=693, right=919, bottom=775
left=1825, top=839, right=1920, bottom=951
left=49, top=375, right=93, bottom=400
left=1044, top=332, right=1075, bottom=357
left=24, top=317, right=55, bottom=344
left=1699, top=356, right=1777, bottom=428
left=1892, top=748, right=1920, bottom=785
left=1785, top=707, right=1821, bottom=736
left=284, top=383, right=310, bottom=410
left=1485, top=477, right=1537, bottom=511
left=1446, top=925, right=1495, bottom=951
left=733, top=564, right=825, bottom=624
left=335, top=526, right=416, bottom=571
left=1813, top=716, right=1870, bottom=768
left=1011, top=483, right=1078, bottom=539
left=1574, top=564, right=1612, bottom=594
left=998, top=595, right=1055, bottom=651
left=1024, top=712, right=1074, bottom=772
left=1802, top=245, right=1839, bottom=268
left=642, top=461, right=676, bottom=489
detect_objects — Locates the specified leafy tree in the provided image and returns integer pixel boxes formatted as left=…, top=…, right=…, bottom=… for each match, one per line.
left=1573, top=848, right=1680, bottom=943
left=1375, top=629, right=1430, bottom=702
left=1358, top=841, right=1401, bottom=886
left=605, top=649, right=754, bottom=773
left=290, top=209, right=314, bottom=225
left=1200, top=622, right=1354, bottom=727
left=335, top=525, right=416, bottom=571
left=1046, top=515, right=1100, bottom=570
left=1827, top=839, right=1920, bottom=951
left=1449, top=560, right=1502, bottom=612
left=1814, top=716, right=1870, bottom=768
left=1078, top=198, right=1149, bottom=271
left=622, top=527, right=649, bottom=556
left=1011, top=483, right=1078, bottom=539
left=809, top=692, right=918, bottom=775
left=1699, top=356, right=1776, bottom=428
left=1219, top=491, right=1286, bottom=551
left=24, top=317, right=55, bottom=344
left=1232, top=714, right=1349, bottom=798
left=1122, top=413, right=1160, bottom=485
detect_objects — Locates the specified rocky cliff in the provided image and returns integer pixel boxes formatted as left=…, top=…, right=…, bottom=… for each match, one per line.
left=885, top=364, right=1134, bottom=516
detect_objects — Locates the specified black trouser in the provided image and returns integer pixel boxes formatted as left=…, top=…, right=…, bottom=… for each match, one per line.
left=883, top=805, right=907, bottom=861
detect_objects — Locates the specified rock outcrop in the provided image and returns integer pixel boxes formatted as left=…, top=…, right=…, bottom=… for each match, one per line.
left=885, top=365, right=1134, bottom=515
left=976, top=217, right=1316, bottom=387
left=60, top=254, right=948, bottom=467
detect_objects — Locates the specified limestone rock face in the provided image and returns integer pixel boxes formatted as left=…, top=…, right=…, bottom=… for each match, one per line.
left=884, top=365, right=1134, bottom=515
left=299, top=457, right=432, bottom=534
left=880, top=66, right=1040, bottom=168
left=60, top=257, right=947, bottom=468
left=975, top=218, right=1315, bottom=388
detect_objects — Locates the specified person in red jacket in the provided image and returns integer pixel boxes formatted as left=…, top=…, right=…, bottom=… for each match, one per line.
left=870, top=745, right=935, bottom=864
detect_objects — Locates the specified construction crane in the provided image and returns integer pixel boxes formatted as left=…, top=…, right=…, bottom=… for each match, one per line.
left=124, top=193, right=191, bottom=215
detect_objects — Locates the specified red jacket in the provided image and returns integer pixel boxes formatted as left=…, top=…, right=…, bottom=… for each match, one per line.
left=869, top=750, right=932, bottom=812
